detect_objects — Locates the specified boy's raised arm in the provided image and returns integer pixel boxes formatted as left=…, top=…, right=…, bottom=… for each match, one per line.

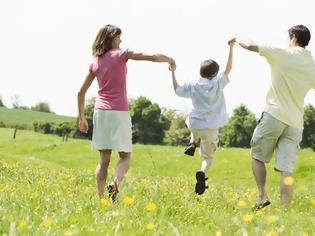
left=224, top=38, right=236, bottom=76
left=169, top=63, right=178, bottom=92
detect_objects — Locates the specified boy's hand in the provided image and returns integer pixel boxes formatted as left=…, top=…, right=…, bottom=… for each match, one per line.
left=169, top=62, right=176, bottom=71
left=228, top=38, right=236, bottom=46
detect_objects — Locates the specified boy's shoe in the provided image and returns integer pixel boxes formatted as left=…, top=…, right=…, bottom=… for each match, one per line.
left=184, top=142, right=197, bottom=156
left=107, top=182, right=119, bottom=202
left=195, top=171, right=208, bottom=195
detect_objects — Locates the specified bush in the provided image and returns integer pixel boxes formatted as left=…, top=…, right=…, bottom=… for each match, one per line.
left=32, top=102, right=52, bottom=113
left=130, top=97, right=168, bottom=144
left=164, top=114, right=190, bottom=146
left=220, top=104, right=257, bottom=148
left=301, top=104, right=315, bottom=151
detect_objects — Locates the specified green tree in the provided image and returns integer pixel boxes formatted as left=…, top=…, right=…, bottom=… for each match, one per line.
left=32, top=102, right=51, bottom=113
left=301, top=104, right=315, bottom=151
left=164, top=113, right=190, bottom=146
left=130, top=96, right=168, bottom=144
left=220, top=104, right=257, bottom=148
left=0, top=96, right=5, bottom=107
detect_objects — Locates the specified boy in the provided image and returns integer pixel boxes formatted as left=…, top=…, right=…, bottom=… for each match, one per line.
left=169, top=39, right=235, bottom=195
left=235, top=25, right=315, bottom=209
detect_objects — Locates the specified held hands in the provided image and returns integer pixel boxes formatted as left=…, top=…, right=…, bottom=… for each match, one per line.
left=79, top=117, right=89, bottom=133
left=228, top=38, right=236, bottom=47
left=168, top=62, right=176, bottom=72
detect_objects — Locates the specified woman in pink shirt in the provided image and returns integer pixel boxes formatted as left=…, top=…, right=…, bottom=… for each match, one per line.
left=77, top=24, right=175, bottom=201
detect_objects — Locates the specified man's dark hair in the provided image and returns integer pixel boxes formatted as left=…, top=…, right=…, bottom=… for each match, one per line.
left=200, top=59, right=219, bottom=78
left=288, top=25, right=311, bottom=48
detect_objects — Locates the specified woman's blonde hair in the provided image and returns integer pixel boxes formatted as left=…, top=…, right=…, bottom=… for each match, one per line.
left=92, top=24, right=122, bottom=57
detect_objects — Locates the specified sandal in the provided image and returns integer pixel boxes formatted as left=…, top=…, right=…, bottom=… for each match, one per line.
left=195, top=171, right=208, bottom=195
left=253, top=199, right=271, bottom=211
left=184, top=142, right=197, bottom=156
left=107, top=181, right=119, bottom=202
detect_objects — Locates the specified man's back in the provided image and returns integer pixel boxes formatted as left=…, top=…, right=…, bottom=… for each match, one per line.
left=259, top=46, right=315, bottom=129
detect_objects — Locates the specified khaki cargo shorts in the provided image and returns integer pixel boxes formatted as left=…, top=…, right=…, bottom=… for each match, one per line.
left=190, top=128, right=219, bottom=160
left=250, top=112, right=302, bottom=172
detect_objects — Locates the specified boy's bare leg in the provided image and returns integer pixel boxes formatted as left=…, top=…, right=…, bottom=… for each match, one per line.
left=190, top=131, right=197, bottom=144
left=96, top=150, right=111, bottom=199
left=112, top=152, right=131, bottom=188
left=280, top=171, right=294, bottom=209
left=252, top=158, right=269, bottom=202
left=200, top=157, right=212, bottom=173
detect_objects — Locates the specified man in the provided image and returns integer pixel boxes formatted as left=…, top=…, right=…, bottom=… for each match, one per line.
left=236, top=25, right=315, bottom=209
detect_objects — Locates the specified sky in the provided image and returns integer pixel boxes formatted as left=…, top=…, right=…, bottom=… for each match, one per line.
left=1, top=0, right=315, bottom=118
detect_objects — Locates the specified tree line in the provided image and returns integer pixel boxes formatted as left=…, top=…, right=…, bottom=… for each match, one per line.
left=0, top=96, right=52, bottom=113
left=2, top=95, right=314, bottom=150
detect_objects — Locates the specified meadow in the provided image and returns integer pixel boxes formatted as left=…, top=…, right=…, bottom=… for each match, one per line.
left=0, top=107, right=76, bottom=129
left=0, top=127, right=314, bottom=235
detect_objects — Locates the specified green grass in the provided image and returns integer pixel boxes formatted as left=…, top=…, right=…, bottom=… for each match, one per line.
left=0, top=107, right=76, bottom=129
left=0, top=128, right=315, bottom=235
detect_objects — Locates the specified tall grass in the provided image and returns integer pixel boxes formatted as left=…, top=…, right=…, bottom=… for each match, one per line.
left=0, top=128, right=314, bottom=235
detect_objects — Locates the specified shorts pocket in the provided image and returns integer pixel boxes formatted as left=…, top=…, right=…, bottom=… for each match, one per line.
left=251, top=137, right=276, bottom=163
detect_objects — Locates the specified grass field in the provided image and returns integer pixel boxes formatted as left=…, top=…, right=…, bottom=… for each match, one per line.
left=0, top=128, right=315, bottom=235
left=0, top=107, right=76, bottom=129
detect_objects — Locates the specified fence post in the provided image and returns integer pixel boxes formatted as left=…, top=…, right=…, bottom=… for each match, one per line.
left=13, top=126, right=18, bottom=139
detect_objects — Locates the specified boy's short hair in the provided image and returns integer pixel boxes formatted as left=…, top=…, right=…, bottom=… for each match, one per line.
left=200, top=59, right=219, bottom=79
left=288, top=25, right=311, bottom=48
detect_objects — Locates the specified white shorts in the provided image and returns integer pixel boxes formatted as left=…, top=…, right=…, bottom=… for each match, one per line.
left=250, top=112, right=302, bottom=172
left=92, top=110, right=132, bottom=152
left=189, top=128, right=219, bottom=159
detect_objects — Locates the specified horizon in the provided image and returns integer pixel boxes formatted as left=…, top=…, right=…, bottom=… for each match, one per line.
left=1, top=0, right=315, bottom=118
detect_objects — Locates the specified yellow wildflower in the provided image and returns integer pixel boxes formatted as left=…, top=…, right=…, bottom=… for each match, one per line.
left=100, top=198, right=108, bottom=206
left=266, top=215, right=277, bottom=223
left=146, top=202, right=157, bottom=212
left=310, top=199, right=315, bottom=207
left=146, top=222, right=154, bottom=230
left=283, top=176, right=294, bottom=185
left=18, top=219, right=27, bottom=228
left=237, top=200, right=247, bottom=209
left=42, top=218, right=52, bottom=228
left=216, top=231, right=223, bottom=236
left=64, top=230, right=73, bottom=236
left=266, top=230, right=278, bottom=236
left=123, top=196, right=134, bottom=205
left=242, top=214, right=253, bottom=222
left=255, top=210, right=264, bottom=216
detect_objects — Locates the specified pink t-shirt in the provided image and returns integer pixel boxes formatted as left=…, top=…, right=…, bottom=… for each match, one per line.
left=89, top=48, right=129, bottom=111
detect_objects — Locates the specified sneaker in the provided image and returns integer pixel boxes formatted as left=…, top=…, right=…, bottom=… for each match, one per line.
left=195, top=171, right=208, bottom=195
left=184, top=142, right=196, bottom=156
left=253, top=199, right=271, bottom=211
left=107, top=182, right=119, bottom=202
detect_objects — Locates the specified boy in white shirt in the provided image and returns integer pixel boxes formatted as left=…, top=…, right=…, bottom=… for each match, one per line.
left=169, top=39, right=235, bottom=195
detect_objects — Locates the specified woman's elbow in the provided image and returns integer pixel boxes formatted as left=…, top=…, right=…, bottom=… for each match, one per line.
left=77, top=90, right=85, bottom=99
